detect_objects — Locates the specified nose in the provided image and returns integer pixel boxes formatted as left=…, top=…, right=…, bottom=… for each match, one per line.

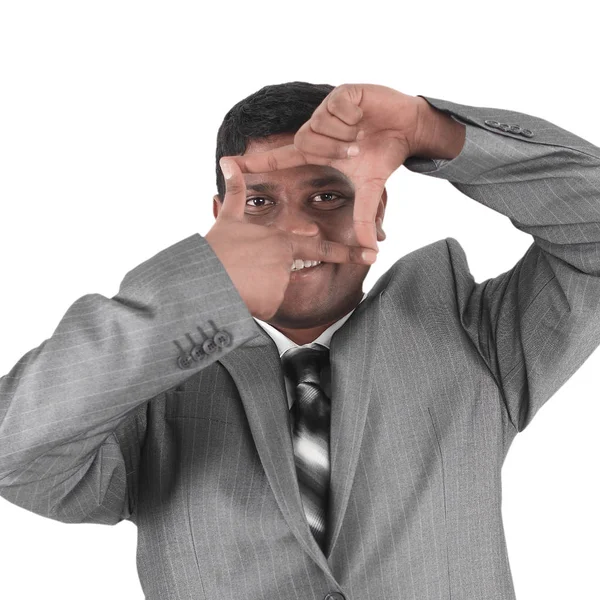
left=274, top=208, right=321, bottom=238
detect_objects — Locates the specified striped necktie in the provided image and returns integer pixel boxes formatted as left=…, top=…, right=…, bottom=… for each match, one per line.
left=282, top=344, right=331, bottom=553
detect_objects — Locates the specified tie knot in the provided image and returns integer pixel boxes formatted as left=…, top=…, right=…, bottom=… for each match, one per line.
left=282, top=344, right=330, bottom=386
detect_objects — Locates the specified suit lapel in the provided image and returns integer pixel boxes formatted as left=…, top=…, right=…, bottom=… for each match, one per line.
left=326, top=291, right=381, bottom=559
left=218, top=328, right=333, bottom=573
left=217, top=289, right=381, bottom=571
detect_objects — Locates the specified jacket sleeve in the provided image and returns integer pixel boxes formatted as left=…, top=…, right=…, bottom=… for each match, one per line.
left=404, top=96, right=600, bottom=432
left=0, top=233, right=259, bottom=523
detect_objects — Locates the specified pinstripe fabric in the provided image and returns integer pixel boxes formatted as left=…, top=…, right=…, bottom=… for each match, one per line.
left=1, top=96, right=600, bottom=600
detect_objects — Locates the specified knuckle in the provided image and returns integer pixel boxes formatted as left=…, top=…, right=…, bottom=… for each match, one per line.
left=226, top=181, right=243, bottom=196
left=319, top=238, right=334, bottom=258
left=266, top=154, right=279, bottom=172
left=327, top=89, right=344, bottom=112
left=310, top=114, right=323, bottom=132
left=293, top=129, right=308, bottom=150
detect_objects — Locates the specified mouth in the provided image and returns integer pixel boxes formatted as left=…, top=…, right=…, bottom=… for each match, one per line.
left=289, top=261, right=328, bottom=280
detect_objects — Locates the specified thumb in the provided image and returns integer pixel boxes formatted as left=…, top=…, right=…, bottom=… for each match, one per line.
left=352, top=179, right=386, bottom=252
left=218, top=157, right=247, bottom=221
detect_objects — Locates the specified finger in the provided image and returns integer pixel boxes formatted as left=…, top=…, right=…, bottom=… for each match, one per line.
left=230, top=143, right=326, bottom=175
left=326, top=84, right=364, bottom=125
left=295, top=119, right=362, bottom=160
left=290, top=235, right=377, bottom=267
left=352, top=179, right=387, bottom=252
left=218, top=157, right=247, bottom=221
left=305, top=108, right=361, bottom=142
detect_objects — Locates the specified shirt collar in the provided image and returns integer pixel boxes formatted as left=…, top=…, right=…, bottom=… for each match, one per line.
left=252, top=291, right=368, bottom=358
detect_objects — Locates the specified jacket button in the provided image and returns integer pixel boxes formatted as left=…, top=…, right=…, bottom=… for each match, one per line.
left=498, top=123, right=511, bottom=131
left=508, top=124, right=522, bottom=133
left=177, top=354, right=194, bottom=369
left=484, top=119, right=500, bottom=128
left=203, top=338, right=218, bottom=354
left=190, top=345, right=205, bottom=361
left=213, top=330, right=232, bottom=347
left=521, top=128, right=534, bottom=137
left=324, top=593, right=346, bottom=600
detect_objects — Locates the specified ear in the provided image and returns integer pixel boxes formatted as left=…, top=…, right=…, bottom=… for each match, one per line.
left=376, top=188, right=387, bottom=242
left=213, top=194, right=222, bottom=220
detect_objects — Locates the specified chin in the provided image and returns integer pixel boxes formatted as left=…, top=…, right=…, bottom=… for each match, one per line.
left=271, top=302, right=330, bottom=327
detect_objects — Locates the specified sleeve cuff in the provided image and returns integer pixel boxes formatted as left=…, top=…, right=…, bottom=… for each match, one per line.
left=403, top=110, right=540, bottom=185
left=403, top=115, right=481, bottom=182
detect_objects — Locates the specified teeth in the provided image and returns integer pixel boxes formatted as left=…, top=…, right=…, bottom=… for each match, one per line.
left=291, top=260, right=322, bottom=271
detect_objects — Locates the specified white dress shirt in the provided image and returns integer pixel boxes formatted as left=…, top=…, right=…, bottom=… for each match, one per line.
left=253, top=291, right=368, bottom=433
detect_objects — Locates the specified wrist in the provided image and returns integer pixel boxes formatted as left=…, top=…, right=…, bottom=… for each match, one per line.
left=411, top=96, right=466, bottom=160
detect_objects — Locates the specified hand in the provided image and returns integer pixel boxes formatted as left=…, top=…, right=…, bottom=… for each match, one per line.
left=205, top=157, right=378, bottom=320
left=225, top=83, right=425, bottom=252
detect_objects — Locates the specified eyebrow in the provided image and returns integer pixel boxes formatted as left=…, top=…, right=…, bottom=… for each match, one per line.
left=245, top=175, right=354, bottom=194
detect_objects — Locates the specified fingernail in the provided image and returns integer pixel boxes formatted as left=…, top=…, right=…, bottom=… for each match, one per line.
left=220, top=159, right=232, bottom=179
left=362, top=249, right=377, bottom=263
left=347, top=144, right=360, bottom=157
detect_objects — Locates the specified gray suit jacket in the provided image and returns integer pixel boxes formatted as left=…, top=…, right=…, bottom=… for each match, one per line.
left=1, top=96, right=600, bottom=600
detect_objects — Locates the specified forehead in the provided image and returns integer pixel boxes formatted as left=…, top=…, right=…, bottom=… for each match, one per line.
left=243, top=133, right=354, bottom=192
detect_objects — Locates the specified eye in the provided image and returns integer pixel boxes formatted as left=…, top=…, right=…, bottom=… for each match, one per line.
left=245, top=197, right=273, bottom=208
left=245, top=193, right=343, bottom=209
left=312, top=192, right=341, bottom=203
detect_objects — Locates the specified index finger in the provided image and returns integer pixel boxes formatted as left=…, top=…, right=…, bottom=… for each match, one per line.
left=290, top=233, right=377, bottom=267
left=227, top=143, right=330, bottom=174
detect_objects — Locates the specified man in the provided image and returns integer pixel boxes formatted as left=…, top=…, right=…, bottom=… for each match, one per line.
left=0, top=81, right=598, bottom=600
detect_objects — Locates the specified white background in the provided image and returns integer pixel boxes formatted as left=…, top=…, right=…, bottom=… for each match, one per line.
left=1, top=1, right=598, bottom=598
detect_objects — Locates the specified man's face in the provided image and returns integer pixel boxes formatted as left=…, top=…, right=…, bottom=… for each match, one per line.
left=213, top=133, right=387, bottom=340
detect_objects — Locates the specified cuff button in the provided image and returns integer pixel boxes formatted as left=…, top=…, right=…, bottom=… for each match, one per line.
left=213, top=330, right=232, bottom=347
left=203, top=338, right=218, bottom=354
left=177, top=354, right=194, bottom=369
left=191, top=345, right=205, bottom=361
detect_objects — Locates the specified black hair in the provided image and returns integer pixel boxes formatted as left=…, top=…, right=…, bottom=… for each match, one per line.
left=214, top=81, right=335, bottom=200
